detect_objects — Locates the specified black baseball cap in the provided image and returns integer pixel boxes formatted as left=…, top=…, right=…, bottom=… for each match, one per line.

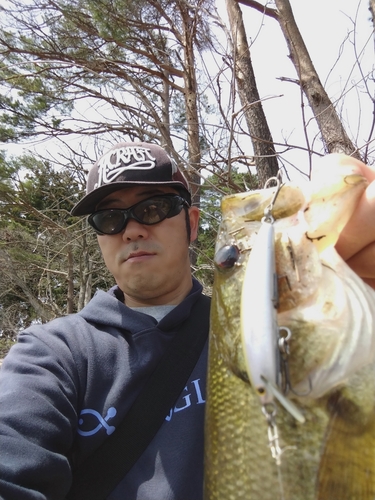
left=71, top=141, right=191, bottom=216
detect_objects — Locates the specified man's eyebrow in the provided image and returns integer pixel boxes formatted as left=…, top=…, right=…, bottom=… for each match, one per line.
left=96, top=198, right=123, bottom=210
left=95, top=189, right=174, bottom=210
left=134, top=188, right=172, bottom=197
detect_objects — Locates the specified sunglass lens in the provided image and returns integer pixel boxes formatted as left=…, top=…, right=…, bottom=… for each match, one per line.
left=133, top=198, right=173, bottom=224
left=92, top=210, right=126, bottom=234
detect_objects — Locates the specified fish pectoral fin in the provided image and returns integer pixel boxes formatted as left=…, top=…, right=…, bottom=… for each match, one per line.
left=260, top=376, right=306, bottom=424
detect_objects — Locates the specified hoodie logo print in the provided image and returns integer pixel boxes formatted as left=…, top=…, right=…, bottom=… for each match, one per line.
left=77, top=407, right=117, bottom=436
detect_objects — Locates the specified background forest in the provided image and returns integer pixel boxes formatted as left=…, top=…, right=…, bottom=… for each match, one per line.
left=0, top=0, right=374, bottom=352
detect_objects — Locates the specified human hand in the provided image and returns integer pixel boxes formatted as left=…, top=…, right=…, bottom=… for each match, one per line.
left=315, top=154, right=375, bottom=289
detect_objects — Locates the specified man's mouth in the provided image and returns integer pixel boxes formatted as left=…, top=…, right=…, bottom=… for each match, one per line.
left=125, top=251, right=155, bottom=262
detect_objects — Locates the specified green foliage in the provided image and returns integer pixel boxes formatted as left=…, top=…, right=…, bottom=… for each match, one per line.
left=0, top=336, right=15, bottom=358
left=193, top=168, right=258, bottom=290
left=0, top=0, right=217, bottom=143
left=0, top=150, right=113, bottom=338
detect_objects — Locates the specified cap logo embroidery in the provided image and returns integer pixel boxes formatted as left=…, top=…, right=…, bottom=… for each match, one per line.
left=95, top=146, right=157, bottom=188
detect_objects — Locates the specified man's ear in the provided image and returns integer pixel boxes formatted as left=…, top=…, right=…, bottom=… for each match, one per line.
left=188, top=206, right=200, bottom=243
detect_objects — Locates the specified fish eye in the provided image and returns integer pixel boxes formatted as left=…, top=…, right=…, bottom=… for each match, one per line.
left=214, top=244, right=240, bottom=269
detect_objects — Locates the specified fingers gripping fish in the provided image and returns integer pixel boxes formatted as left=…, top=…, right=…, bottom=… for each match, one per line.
left=205, top=165, right=375, bottom=500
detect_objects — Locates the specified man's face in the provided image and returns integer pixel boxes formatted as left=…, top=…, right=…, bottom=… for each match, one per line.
left=95, top=186, right=199, bottom=306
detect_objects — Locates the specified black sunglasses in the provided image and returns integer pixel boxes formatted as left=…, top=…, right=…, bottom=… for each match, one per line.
left=88, top=194, right=190, bottom=235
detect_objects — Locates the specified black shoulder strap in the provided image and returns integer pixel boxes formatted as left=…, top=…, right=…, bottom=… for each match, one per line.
left=67, top=293, right=211, bottom=500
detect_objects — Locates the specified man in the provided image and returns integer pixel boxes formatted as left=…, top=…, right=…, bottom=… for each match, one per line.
left=0, top=141, right=374, bottom=500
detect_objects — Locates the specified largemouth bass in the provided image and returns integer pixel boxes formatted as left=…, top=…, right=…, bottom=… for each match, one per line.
left=204, top=165, right=375, bottom=499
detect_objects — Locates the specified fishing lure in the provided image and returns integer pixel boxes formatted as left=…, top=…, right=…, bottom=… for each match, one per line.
left=240, top=177, right=305, bottom=424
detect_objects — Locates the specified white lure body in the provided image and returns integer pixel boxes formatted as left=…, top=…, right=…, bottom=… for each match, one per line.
left=240, top=220, right=279, bottom=405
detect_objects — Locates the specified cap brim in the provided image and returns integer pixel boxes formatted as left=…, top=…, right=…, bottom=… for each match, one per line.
left=71, top=180, right=189, bottom=216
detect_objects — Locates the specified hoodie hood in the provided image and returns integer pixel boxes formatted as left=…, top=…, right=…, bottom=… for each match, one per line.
left=78, top=278, right=203, bottom=334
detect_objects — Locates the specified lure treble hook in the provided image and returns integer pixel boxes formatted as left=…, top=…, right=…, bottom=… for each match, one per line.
left=263, top=174, right=283, bottom=223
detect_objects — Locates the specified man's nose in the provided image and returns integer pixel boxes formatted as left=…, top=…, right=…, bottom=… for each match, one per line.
left=122, top=217, right=149, bottom=241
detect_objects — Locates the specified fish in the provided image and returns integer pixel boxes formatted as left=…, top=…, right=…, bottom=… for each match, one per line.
left=204, top=165, right=375, bottom=499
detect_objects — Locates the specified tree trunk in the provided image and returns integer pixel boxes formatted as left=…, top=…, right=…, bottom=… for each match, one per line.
left=274, top=0, right=362, bottom=159
left=77, top=231, right=93, bottom=311
left=370, top=0, right=375, bottom=29
left=177, top=1, right=203, bottom=266
left=178, top=1, right=202, bottom=205
left=66, top=243, right=74, bottom=314
left=227, top=0, right=279, bottom=187
left=0, top=249, right=53, bottom=322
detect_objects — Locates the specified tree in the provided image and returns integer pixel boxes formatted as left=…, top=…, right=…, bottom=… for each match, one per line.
left=0, top=0, right=374, bottom=340
left=237, top=0, right=372, bottom=166
left=0, top=0, right=218, bottom=192
left=226, top=0, right=279, bottom=186
left=0, top=153, right=113, bottom=338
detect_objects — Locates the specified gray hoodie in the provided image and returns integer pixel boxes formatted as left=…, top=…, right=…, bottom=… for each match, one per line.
left=0, top=279, right=208, bottom=500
